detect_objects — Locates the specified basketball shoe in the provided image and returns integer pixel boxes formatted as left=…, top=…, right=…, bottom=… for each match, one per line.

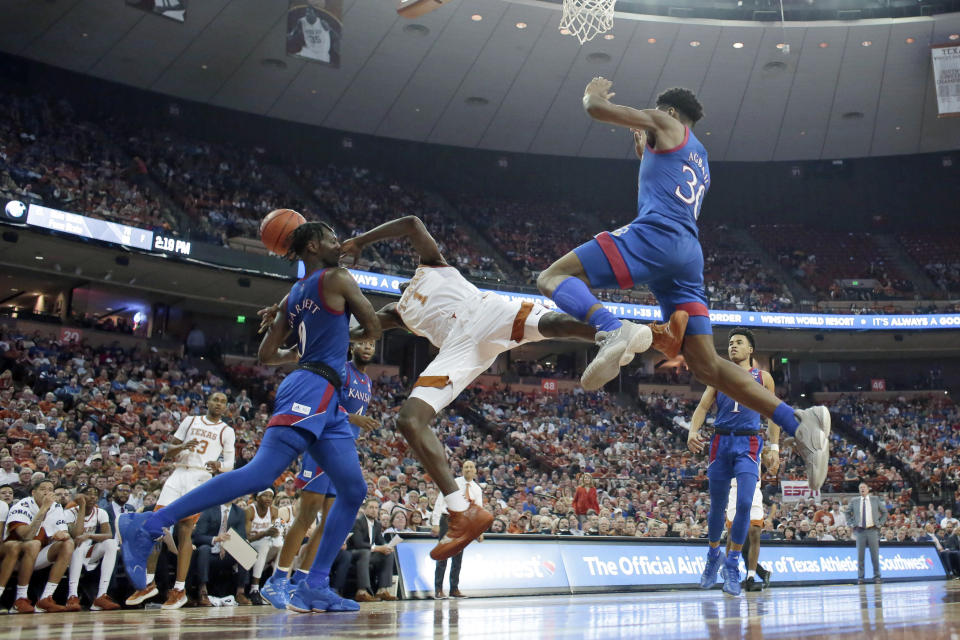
left=581, top=321, right=653, bottom=391
left=287, top=578, right=359, bottom=613
left=699, top=550, right=725, bottom=589
left=430, top=504, right=493, bottom=561
left=262, top=573, right=291, bottom=610
left=793, top=406, right=831, bottom=490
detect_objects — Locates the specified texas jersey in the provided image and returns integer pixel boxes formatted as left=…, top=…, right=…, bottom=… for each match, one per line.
left=285, top=267, right=350, bottom=379
left=299, top=16, right=331, bottom=62
left=173, top=415, right=236, bottom=471
left=4, top=497, right=67, bottom=543
left=714, top=367, right=764, bottom=432
left=65, top=505, right=109, bottom=535
left=342, top=362, right=372, bottom=439
left=636, top=127, right=710, bottom=236
left=397, top=265, right=483, bottom=349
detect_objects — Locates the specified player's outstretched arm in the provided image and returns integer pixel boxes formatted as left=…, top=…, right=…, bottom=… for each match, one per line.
left=258, top=294, right=299, bottom=366
left=326, top=268, right=382, bottom=342
left=688, top=386, right=716, bottom=454
left=582, top=77, right=685, bottom=143
left=351, top=303, right=404, bottom=340
left=340, top=216, right=445, bottom=267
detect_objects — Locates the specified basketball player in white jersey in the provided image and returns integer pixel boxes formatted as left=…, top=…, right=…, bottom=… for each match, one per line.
left=292, top=6, right=332, bottom=63
left=126, top=392, right=236, bottom=609
left=338, top=215, right=684, bottom=561
left=65, top=485, right=120, bottom=611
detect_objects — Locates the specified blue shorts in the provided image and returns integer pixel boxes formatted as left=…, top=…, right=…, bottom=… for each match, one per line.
left=707, top=433, right=763, bottom=484
left=573, top=221, right=712, bottom=335
left=267, top=369, right=353, bottom=440
left=294, top=453, right=336, bottom=496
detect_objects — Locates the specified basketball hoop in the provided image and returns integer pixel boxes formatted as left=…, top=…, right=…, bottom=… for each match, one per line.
left=559, top=0, right=616, bottom=45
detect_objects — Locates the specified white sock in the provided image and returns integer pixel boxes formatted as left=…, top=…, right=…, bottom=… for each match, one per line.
left=0, top=586, right=5, bottom=599
left=250, top=584, right=260, bottom=593
left=16, top=585, right=28, bottom=599
left=41, top=582, right=58, bottom=600
left=145, top=573, right=155, bottom=585
left=98, top=541, right=118, bottom=597
left=748, top=570, right=757, bottom=579
left=444, top=489, right=469, bottom=512
left=174, top=581, right=186, bottom=591
left=68, top=546, right=86, bottom=598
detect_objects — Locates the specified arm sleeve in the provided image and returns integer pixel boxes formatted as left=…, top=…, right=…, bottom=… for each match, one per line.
left=430, top=493, right=446, bottom=527
left=220, top=427, right=236, bottom=472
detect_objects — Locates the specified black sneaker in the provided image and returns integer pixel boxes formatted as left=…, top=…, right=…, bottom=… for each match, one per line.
left=249, top=591, right=265, bottom=606
left=757, top=566, right=772, bottom=589
left=744, top=576, right=763, bottom=592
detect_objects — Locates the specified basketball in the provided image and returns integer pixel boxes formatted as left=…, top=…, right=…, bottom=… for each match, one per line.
left=260, top=208, right=306, bottom=255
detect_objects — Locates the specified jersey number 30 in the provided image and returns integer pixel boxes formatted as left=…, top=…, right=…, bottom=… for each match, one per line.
left=675, top=165, right=705, bottom=219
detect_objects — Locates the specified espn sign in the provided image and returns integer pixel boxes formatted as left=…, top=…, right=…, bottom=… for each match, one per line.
left=781, top=480, right=821, bottom=502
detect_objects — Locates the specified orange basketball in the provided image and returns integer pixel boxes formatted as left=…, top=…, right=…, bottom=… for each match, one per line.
left=260, top=209, right=306, bottom=255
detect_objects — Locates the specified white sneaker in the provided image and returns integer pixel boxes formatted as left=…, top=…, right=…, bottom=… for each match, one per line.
left=581, top=321, right=652, bottom=391
left=794, top=406, right=831, bottom=490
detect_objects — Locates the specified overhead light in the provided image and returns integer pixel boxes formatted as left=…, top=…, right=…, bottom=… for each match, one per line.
left=905, top=37, right=915, bottom=44
left=200, top=64, right=208, bottom=70
left=949, top=34, right=960, bottom=41
left=818, top=42, right=828, bottom=48
left=800, top=130, right=806, bottom=135
left=895, top=125, right=902, bottom=131
left=471, top=14, right=482, bottom=21
left=81, top=33, right=88, bottom=38
left=560, top=28, right=571, bottom=35
left=647, top=37, right=657, bottom=44
left=35, top=255, right=43, bottom=261
left=861, top=40, right=872, bottom=47
left=705, top=131, right=712, bottom=136
left=603, top=34, right=615, bottom=40
left=310, top=89, right=317, bottom=94
left=689, top=41, right=701, bottom=47
left=515, top=22, right=527, bottom=29
left=776, top=43, right=786, bottom=49
left=732, top=42, right=744, bottom=49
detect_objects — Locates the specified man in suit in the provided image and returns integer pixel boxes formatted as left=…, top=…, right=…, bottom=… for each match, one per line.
left=191, top=497, right=251, bottom=606
left=923, top=523, right=960, bottom=577
left=347, top=499, right=396, bottom=602
left=431, top=460, right=484, bottom=598
left=100, top=483, right=134, bottom=537
left=845, top=482, right=888, bottom=583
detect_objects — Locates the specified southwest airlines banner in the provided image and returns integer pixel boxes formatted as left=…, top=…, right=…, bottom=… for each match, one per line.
left=395, top=538, right=945, bottom=597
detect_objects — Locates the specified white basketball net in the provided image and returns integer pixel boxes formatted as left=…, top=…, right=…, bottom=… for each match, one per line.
left=559, top=0, right=616, bottom=44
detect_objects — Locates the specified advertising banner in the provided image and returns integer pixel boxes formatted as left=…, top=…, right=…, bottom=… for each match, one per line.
left=287, top=0, right=342, bottom=67
left=781, top=480, right=821, bottom=503
left=395, top=537, right=944, bottom=597
left=932, top=44, right=960, bottom=117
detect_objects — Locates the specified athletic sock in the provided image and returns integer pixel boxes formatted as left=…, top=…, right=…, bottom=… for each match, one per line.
left=727, top=551, right=742, bottom=566
left=747, top=570, right=757, bottom=580
left=173, top=581, right=185, bottom=592
left=250, top=584, right=260, bottom=593
left=444, top=489, right=469, bottom=513
left=16, top=585, right=28, bottom=599
left=0, top=586, right=5, bottom=599
left=274, top=566, right=290, bottom=580
left=145, top=573, right=155, bottom=586
left=707, top=546, right=721, bottom=559
left=772, top=403, right=799, bottom=437
left=552, top=277, right=621, bottom=332
left=41, top=582, right=58, bottom=600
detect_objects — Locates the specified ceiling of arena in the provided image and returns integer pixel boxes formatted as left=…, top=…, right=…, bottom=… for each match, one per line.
left=1, top=1, right=959, bottom=162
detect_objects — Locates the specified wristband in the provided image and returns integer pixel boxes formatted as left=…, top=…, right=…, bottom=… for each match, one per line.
left=767, top=444, right=780, bottom=452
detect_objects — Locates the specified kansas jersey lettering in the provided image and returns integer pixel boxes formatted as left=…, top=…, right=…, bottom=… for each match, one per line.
left=714, top=367, right=764, bottom=431
left=636, top=127, right=711, bottom=236
left=285, top=267, right=350, bottom=379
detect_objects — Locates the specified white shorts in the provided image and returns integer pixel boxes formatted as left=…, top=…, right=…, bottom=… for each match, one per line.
left=726, top=480, right=764, bottom=527
left=157, top=468, right=212, bottom=509
left=410, top=295, right=550, bottom=413
left=75, top=538, right=119, bottom=571
left=35, top=542, right=62, bottom=571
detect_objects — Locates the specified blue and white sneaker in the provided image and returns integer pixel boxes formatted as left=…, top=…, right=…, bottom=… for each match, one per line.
left=262, top=573, right=291, bottom=610
left=287, top=578, right=359, bottom=613
left=118, top=512, right=159, bottom=590
left=722, top=555, right=742, bottom=596
left=699, top=550, right=725, bottom=589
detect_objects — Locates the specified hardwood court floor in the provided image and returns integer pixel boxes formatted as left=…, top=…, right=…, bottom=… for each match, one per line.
left=1, top=580, right=957, bottom=639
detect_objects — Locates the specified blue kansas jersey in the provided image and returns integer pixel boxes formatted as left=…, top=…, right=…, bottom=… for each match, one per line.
left=636, top=127, right=710, bottom=236
left=714, top=367, right=764, bottom=432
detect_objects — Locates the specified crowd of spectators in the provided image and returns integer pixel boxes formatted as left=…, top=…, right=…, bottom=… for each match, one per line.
left=899, top=232, right=960, bottom=294
left=2, top=322, right=960, bottom=610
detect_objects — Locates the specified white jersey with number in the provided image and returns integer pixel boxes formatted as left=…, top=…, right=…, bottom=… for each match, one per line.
left=397, top=265, right=485, bottom=349
left=4, top=497, right=67, bottom=543
left=65, top=505, right=109, bottom=535
left=173, top=415, right=236, bottom=471
left=299, top=16, right=331, bottom=62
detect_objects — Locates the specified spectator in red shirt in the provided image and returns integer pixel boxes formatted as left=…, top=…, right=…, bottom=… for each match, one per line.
left=573, top=473, right=600, bottom=525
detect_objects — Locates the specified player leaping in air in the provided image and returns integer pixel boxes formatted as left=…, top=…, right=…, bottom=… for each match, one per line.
left=536, top=77, right=831, bottom=490
left=339, top=215, right=685, bottom=561
left=120, top=221, right=382, bottom=614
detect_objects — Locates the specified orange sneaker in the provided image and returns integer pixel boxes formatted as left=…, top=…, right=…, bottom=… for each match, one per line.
left=430, top=504, right=493, bottom=561
left=651, top=310, right=688, bottom=359
left=11, top=597, right=35, bottom=613
left=125, top=582, right=158, bottom=606
left=161, top=588, right=187, bottom=610
left=36, top=597, right=67, bottom=613
left=91, top=594, right=121, bottom=611
left=64, top=596, right=82, bottom=612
